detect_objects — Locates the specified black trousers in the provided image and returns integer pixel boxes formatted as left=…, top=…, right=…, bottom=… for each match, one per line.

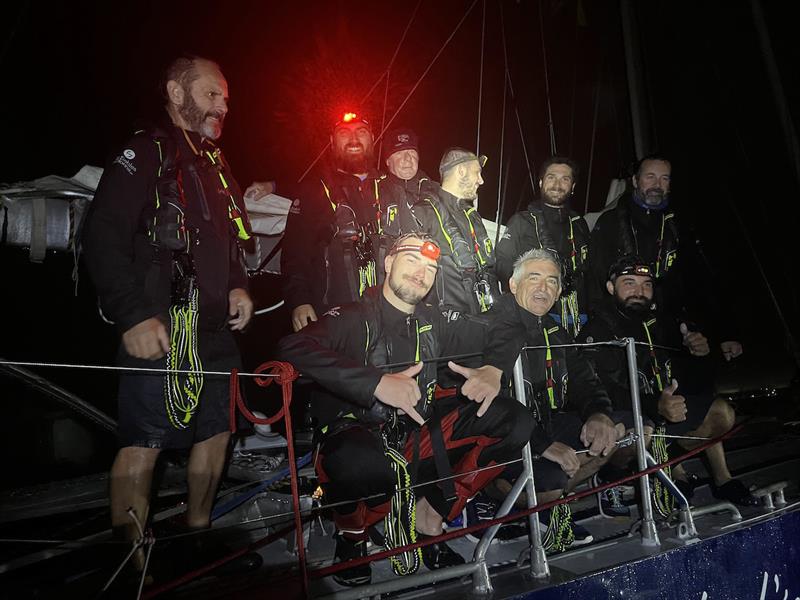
left=316, top=395, right=532, bottom=532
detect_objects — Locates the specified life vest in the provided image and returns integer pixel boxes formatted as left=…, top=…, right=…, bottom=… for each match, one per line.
left=617, top=200, right=679, bottom=279
left=357, top=290, right=440, bottom=429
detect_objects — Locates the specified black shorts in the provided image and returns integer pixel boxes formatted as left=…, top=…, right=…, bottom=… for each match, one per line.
left=117, top=328, right=241, bottom=449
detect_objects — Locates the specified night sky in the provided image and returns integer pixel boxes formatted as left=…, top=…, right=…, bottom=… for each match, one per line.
left=1, top=0, right=799, bottom=473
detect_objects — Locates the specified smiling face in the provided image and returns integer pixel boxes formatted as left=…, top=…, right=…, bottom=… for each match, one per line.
left=633, top=159, right=671, bottom=207
left=173, top=60, right=229, bottom=140
left=385, top=149, right=419, bottom=181
left=383, top=238, right=439, bottom=311
left=509, top=258, right=562, bottom=317
left=331, top=121, right=375, bottom=174
left=539, top=163, right=575, bottom=207
left=608, top=274, right=654, bottom=315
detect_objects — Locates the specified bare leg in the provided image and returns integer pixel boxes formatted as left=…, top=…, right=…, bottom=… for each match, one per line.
left=609, top=425, right=653, bottom=469
left=186, top=432, right=231, bottom=528
left=564, top=454, right=609, bottom=494
left=680, top=399, right=735, bottom=486
left=536, top=489, right=563, bottom=504
left=110, top=446, right=161, bottom=569
left=415, top=497, right=445, bottom=535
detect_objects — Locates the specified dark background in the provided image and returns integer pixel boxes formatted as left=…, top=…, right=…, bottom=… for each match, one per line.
left=1, top=0, right=798, bottom=485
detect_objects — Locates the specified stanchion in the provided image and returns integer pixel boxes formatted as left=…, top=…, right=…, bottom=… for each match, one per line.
left=472, top=354, right=548, bottom=596
left=625, top=337, right=660, bottom=546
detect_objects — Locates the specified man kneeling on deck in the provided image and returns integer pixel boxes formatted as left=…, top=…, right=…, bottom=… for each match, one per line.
left=485, top=248, right=622, bottom=552
left=577, top=255, right=758, bottom=515
left=278, top=233, right=533, bottom=586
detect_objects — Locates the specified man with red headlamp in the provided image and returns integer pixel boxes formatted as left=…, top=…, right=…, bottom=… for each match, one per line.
left=278, top=233, right=533, bottom=586
left=281, top=112, right=385, bottom=333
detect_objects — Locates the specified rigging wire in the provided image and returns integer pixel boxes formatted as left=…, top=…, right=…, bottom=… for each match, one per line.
left=538, top=0, right=558, bottom=155
left=298, top=0, right=423, bottom=183
left=584, top=78, right=602, bottom=214
left=377, top=0, right=423, bottom=165
left=500, top=2, right=537, bottom=197
left=475, top=0, right=486, bottom=156
left=373, top=0, right=480, bottom=145
left=493, top=68, right=509, bottom=248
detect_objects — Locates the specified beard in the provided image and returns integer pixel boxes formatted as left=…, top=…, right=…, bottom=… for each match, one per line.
left=457, top=173, right=479, bottom=200
left=333, top=144, right=374, bottom=174
left=615, top=294, right=652, bottom=318
left=389, top=272, right=428, bottom=306
left=541, top=187, right=569, bottom=206
left=635, top=186, right=668, bottom=207
left=179, top=89, right=224, bottom=139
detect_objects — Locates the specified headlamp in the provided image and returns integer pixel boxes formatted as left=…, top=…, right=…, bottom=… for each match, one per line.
left=613, top=264, right=652, bottom=279
left=390, top=240, right=441, bottom=261
left=334, top=112, right=370, bottom=129
left=608, top=255, right=654, bottom=281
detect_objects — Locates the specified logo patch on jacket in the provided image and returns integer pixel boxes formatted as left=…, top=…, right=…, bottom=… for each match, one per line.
left=289, top=198, right=301, bottom=214
left=113, top=150, right=137, bottom=175
left=323, top=306, right=341, bottom=318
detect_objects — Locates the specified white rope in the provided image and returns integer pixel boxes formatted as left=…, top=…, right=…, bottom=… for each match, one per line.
left=0, top=359, right=280, bottom=378
left=100, top=508, right=154, bottom=597
left=254, top=300, right=285, bottom=315
left=518, top=340, right=684, bottom=353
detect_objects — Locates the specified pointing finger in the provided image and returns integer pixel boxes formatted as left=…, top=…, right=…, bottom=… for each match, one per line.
left=405, top=404, right=426, bottom=426
left=476, top=395, right=494, bottom=417
left=448, top=361, right=473, bottom=378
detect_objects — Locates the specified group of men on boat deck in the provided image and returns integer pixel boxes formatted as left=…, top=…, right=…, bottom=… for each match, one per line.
left=83, top=55, right=757, bottom=587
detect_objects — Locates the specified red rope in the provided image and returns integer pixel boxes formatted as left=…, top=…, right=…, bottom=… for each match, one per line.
left=149, top=361, right=307, bottom=598
left=229, top=361, right=299, bottom=432
left=310, top=423, right=744, bottom=580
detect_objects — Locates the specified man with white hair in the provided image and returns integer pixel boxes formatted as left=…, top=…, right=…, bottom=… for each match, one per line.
left=482, top=247, right=620, bottom=552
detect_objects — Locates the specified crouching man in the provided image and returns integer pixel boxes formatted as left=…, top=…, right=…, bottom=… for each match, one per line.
left=278, top=233, right=533, bottom=586
left=577, top=255, right=758, bottom=513
left=488, top=248, right=622, bottom=552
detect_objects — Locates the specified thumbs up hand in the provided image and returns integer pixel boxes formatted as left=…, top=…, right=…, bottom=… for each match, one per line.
left=658, top=379, right=688, bottom=423
left=680, top=323, right=710, bottom=356
left=374, top=362, right=426, bottom=425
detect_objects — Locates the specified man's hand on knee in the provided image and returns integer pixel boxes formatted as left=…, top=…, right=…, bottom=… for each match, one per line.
left=542, top=441, right=580, bottom=477
left=291, top=304, right=318, bottom=332
left=122, top=317, right=169, bottom=360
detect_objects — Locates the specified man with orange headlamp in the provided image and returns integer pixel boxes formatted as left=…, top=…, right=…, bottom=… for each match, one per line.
left=279, top=233, right=532, bottom=586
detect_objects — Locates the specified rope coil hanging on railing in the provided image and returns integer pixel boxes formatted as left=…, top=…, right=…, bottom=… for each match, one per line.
left=228, top=361, right=298, bottom=432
